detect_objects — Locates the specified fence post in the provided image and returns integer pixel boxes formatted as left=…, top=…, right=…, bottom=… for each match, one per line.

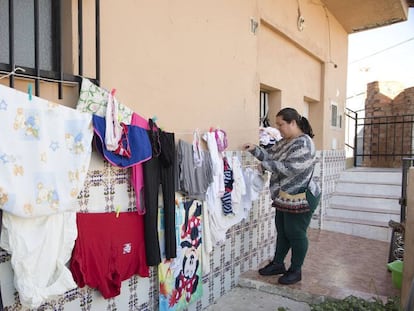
left=400, top=158, right=414, bottom=223
left=402, top=167, right=414, bottom=308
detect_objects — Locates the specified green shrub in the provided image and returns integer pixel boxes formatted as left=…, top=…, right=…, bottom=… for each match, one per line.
left=310, top=295, right=401, bottom=311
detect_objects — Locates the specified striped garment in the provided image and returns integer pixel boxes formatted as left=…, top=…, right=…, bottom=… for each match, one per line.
left=250, top=134, right=320, bottom=202
left=221, top=157, right=234, bottom=215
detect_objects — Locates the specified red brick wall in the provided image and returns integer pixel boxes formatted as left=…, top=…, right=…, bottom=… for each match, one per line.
left=363, top=82, right=414, bottom=168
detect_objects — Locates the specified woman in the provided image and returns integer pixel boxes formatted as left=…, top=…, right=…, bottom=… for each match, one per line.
left=243, top=107, right=321, bottom=285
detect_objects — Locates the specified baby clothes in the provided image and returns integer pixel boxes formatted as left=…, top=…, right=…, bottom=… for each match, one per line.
left=93, top=115, right=152, bottom=168
left=221, top=157, right=234, bottom=215
left=76, top=78, right=132, bottom=124
left=202, top=132, right=224, bottom=198
left=130, top=112, right=151, bottom=214
left=176, top=139, right=213, bottom=200
left=259, top=126, right=282, bottom=148
left=192, top=130, right=203, bottom=167
left=0, top=211, right=78, bottom=309
left=70, top=211, right=149, bottom=299
left=228, top=155, right=247, bottom=218
left=243, top=167, right=266, bottom=202
left=76, top=80, right=152, bottom=215
left=0, top=84, right=93, bottom=217
left=104, top=89, right=123, bottom=152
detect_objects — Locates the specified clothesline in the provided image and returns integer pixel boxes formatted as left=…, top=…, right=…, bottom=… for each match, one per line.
left=0, top=68, right=90, bottom=86
left=0, top=67, right=26, bottom=80
left=174, top=128, right=259, bottom=135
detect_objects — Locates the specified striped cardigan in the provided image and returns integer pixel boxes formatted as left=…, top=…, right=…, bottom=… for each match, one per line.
left=250, top=134, right=321, bottom=201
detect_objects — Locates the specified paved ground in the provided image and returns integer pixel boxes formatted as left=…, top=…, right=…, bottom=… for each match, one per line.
left=204, top=228, right=399, bottom=311
left=203, top=286, right=311, bottom=311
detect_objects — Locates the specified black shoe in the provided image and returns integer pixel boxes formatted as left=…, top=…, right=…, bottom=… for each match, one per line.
left=278, top=269, right=302, bottom=285
left=258, top=261, right=286, bottom=276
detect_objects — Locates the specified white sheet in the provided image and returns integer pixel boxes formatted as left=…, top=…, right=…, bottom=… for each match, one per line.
left=0, top=84, right=93, bottom=217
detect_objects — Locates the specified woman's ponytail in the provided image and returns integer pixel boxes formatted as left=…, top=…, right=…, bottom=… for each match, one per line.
left=299, top=116, right=314, bottom=138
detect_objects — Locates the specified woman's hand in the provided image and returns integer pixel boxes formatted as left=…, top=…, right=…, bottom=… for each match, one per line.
left=242, top=143, right=255, bottom=152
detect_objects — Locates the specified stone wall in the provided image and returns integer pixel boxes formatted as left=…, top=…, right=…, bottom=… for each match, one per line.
left=363, top=81, right=414, bottom=168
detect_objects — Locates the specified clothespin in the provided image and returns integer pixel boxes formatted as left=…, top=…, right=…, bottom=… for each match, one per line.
left=209, top=126, right=214, bottom=132
left=151, top=116, right=163, bottom=131
left=110, top=88, right=116, bottom=96
left=28, top=84, right=32, bottom=101
left=115, top=205, right=121, bottom=218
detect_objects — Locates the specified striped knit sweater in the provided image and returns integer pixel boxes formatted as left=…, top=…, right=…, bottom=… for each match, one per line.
left=250, top=134, right=321, bottom=201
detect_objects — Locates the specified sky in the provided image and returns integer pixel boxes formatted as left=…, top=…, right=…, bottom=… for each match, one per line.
left=347, top=7, right=414, bottom=103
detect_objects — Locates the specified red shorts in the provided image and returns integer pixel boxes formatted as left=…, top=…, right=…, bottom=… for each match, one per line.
left=70, top=211, right=149, bottom=298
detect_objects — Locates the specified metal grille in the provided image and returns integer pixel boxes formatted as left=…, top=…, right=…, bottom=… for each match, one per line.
left=387, top=157, right=413, bottom=263
left=0, top=0, right=100, bottom=99
left=346, top=109, right=414, bottom=167
left=259, top=90, right=269, bottom=126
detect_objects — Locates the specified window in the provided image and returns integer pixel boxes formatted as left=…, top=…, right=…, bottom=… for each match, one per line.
left=331, top=103, right=338, bottom=126
left=0, top=0, right=100, bottom=99
left=331, top=101, right=342, bottom=128
left=0, top=0, right=58, bottom=71
left=260, top=91, right=269, bottom=126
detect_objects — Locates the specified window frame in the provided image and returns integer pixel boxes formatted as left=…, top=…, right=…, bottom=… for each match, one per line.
left=0, top=0, right=101, bottom=99
left=330, top=101, right=342, bottom=128
left=260, top=90, right=269, bottom=126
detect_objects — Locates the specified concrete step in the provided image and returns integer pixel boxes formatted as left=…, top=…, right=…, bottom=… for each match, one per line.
left=324, top=167, right=402, bottom=241
left=335, top=182, right=401, bottom=197
left=330, top=193, right=400, bottom=210
left=324, top=215, right=389, bottom=228
left=326, top=204, right=400, bottom=223
left=340, top=168, right=402, bottom=184
left=322, top=216, right=392, bottom=241
left=329, top=203, right=400, bottom=214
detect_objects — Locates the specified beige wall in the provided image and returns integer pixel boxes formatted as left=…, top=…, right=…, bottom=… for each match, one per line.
left=98, top=0, right=260, bottom=150
left=80, top=0, right=348, bottom=151
left=257, top=0, right=348, bottom=150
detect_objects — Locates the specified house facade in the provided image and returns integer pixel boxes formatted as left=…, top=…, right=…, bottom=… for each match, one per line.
left=0, top=0, right=412, bottom=310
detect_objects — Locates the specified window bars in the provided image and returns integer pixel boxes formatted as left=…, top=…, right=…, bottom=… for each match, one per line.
left=0, top=0, right=100, bottom=99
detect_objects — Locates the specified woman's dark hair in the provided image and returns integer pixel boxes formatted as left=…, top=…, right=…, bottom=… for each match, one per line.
left=276, top=107, right=314, bottom=138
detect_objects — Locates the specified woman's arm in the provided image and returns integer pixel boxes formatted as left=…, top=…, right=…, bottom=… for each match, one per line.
left=261, top=136, right=314, bottom=177
left=243, top=143, right=272, bottom=162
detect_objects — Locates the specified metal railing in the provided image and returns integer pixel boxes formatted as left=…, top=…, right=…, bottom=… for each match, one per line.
left=387, top=157, right=413, bottom=263
left=400, top=157, right=414, bottom=222
left=345, top=108, right=414, bottom=167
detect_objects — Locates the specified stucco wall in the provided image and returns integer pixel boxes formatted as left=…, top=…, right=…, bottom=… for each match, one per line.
left=96, top=0, right=259, bottom=151
left=65, top=0, right=347, bottom=151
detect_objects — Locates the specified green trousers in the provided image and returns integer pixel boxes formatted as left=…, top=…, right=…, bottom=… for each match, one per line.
left=273, top=209, right=314, bottom=271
